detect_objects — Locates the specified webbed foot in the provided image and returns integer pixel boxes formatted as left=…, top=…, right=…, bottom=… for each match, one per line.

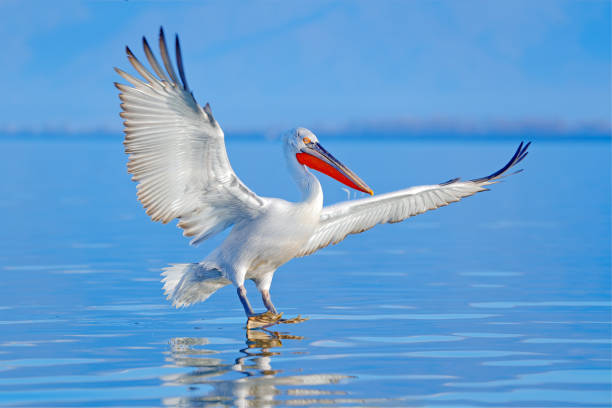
left=247, top=311, right=283, bottom=329
left=278, top=315, right=308, bottom=324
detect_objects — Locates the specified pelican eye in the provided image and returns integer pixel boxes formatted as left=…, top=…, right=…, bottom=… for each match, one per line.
left=302, top=137, right=311, bottom=144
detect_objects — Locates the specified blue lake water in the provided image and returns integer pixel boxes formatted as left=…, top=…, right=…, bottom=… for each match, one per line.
left=0, top=136, right=610, bottom=406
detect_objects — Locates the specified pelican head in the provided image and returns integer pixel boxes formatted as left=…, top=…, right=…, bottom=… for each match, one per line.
left=284, top=127, right=373, bottom=195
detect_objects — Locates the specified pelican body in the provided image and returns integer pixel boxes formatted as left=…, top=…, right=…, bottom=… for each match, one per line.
left=115, top=29, right=530, bottom=321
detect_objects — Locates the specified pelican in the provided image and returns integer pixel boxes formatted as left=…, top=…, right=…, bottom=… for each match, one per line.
left=115, top=28, right=530, bottom=323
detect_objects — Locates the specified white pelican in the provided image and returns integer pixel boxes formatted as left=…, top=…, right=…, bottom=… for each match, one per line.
left=115, top=28, right=530, bottom=323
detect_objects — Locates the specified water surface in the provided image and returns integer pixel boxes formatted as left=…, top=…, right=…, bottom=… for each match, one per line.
left=0, top=137, right=610, bottom=406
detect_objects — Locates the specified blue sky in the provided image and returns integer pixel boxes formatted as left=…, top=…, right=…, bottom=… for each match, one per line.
left=0, top=0, right=609, bottom=134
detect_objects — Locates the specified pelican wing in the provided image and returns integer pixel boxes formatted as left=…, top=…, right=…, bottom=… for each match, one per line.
left=115, top=28, right=264, bottom=245
left=298, top=142, right=530, bottom=257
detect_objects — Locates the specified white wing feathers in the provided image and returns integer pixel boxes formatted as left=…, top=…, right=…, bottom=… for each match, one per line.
left=115, top=28, right=263, bottom=245
left=298, top=142, right=530, bottom=257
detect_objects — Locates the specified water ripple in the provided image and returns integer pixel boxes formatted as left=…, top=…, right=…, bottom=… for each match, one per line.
left=414, top=388, right=611, bottom=405
left=522, top=337, right=612, bottom=344
left=482, top=359, right=571, bottom=367
left=351, top=335, right=464, bottom=344
left=452, top=332, right=522, bottom=338
left=447, top=369, right=611, bottom=388
left=470, top=301, right=611, bottom=309
left=0, top=358, right=107, bottom=370
left=306, top=313, right=498, bottom=321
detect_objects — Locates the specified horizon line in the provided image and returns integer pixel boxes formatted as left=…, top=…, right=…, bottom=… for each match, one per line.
left=0, top=118, right=609, bottom=140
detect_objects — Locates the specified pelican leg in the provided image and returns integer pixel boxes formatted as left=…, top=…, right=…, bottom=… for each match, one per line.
left=239, top=285, right=282, bottom=328
left=261, top=290, right=278, bottom=314
left=237, top=285, right=254, bottom=316
left=243, top=288, right=283, bottom=329
left=260, top=289, right=308, bottom=325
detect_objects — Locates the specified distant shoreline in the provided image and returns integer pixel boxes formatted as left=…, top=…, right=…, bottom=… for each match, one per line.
left=1, top=129, right=609, bottom=143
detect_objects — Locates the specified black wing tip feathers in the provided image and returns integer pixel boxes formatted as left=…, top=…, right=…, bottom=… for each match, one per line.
left=440, top=177, right=460, bottom=186
left=470, top=141, right=531, bottom=183
left=157, top=26, right=182, bottom=86
left=141, top=36, right=153, bottom=55
left=158, top=26, right=166, bottom=47
left=119, top=26, right=190, bottom=92
left=203, top=103, right=215, bottom=123
left=175, top=33, right=189, bottom=91
left=438, top=141, right=531, bottom=186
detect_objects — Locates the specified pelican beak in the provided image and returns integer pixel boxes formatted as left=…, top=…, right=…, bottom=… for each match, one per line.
left=296, top=142, right=374, bottom=195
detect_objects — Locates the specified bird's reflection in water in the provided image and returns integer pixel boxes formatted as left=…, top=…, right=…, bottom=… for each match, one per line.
left=163, top=328, right=355, bottom=407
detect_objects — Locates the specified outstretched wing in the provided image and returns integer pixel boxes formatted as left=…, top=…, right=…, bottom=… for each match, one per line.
left=298, top=142, right=530, bottom=257
left=115, top=28, right=264, bottom=245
